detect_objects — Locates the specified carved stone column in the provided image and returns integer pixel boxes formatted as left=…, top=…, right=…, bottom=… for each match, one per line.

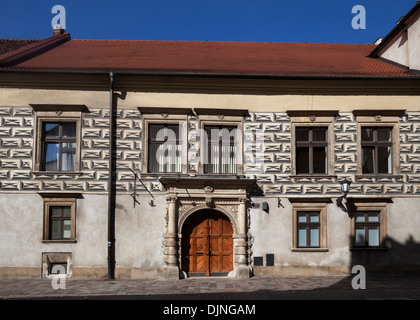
left=163, top=196, right=180, bottom=280
left=236, top=197, right=251, bottom=278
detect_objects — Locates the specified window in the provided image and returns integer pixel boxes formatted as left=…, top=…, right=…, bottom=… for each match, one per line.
left=41, top=194, right=78, bottom=242
left=31, top=104, right=86, bottom=173
left=42, top=122, right=76, bottom=171
left=297, top=211, right=320, bottom=248
left=148, top=123, right=181, bottom=173
left=361, top=127, right=392, bottom=174
left=291, top=200, right=329, bottom=251
left=288, top=111, right=337, bottom=177
left=49, top=206, right=72, bottom=240
left=203, top=125, right=238, bottom=174
left=354, top=211, right=380, bottom=247
left=42, top=252, right=72, bottom=279
left=354, top=110, right=403, bottom=177
left=139, top=107, right=190, bottom=175
left=295, top=127, right=328, bottom=174
left=350, top=200, right=389, bottom=250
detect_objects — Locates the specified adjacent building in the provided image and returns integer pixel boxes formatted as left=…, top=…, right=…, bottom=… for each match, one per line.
left=0, top=2, right=420, bottom=280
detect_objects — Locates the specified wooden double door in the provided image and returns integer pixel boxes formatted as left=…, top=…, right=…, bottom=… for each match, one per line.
left=182, top=210, right=233, bottom=276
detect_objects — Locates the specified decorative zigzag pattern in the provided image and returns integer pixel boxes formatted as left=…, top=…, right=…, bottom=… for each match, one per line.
left=0, top=107, right=419, bottom=196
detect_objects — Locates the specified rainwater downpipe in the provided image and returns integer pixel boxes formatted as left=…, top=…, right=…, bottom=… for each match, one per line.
left=107, top=71, right=116, bottom=279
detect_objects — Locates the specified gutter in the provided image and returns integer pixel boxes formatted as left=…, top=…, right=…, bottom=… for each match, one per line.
left=1, top=68, right=420, bottom=80
left=107, top=71, right=115, bottom=279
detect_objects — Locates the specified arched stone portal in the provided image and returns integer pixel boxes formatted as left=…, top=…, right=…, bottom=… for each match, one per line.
left=160, top=177, right=255, bottom=280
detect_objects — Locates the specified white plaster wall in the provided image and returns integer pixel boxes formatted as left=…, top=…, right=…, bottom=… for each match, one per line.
left=380, top=32, right=409, bottom=67
left=250, top=197, right=420, bottom=268
left=1, top=88, right=420, bottom=112
left=380, top=11, right=420, bottom=70
left=114, top=194, right=165, bottom=269
left=0, top=193, right=107, bottom=268
left=408, top=13, right=420, bottom=70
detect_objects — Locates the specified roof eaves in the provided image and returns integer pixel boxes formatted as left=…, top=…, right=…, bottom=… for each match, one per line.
left=1, top=68, right=420, bottom=79
left=0, top=33, right=71, bottom=67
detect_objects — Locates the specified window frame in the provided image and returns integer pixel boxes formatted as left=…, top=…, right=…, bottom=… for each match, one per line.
left=360, top=126, right=394, bottom=175
left=295, top=126, right=329, bottom=175
left=41, top=194, right=78, bottom=243
left=41, top=122, right=77, bottom=172
left=198, top=114, right=244, bottom=176
left=42, top=252, right=72, bottom=279
left=354, top=111, right=402, bottom=178
left=291, top=200, right=329, bottom=252
left=288, top=111, right=336, bottom=178
left=139, top=108, right=190, bottom=175
left=350, top=200, right=388, bottom=250
left=296, top=211, right=321, bottom=248
left=147, top=123, right=182, bottom=174
left=203, top=124, right=239, bottom=175
left=32, top=105, right=85, bottom=174
left=49, top=205, right=72, bottom=240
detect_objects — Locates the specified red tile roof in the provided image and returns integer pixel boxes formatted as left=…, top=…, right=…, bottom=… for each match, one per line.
left=0, top=33, right=70, bottom=68
left=0, top=37, right=418, bottom=78
left=0, top=39, right=41, bottom=55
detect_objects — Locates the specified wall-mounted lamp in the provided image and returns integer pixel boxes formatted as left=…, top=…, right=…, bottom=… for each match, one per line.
left=340, top=178, right=351, bottom=195
left=337, top=178, right=351, bottom=212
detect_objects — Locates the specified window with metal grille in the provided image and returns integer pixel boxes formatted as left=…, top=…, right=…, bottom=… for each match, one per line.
left=203, top=125, right=237, bottom=174
left=148, top=124, right=181, bottom=173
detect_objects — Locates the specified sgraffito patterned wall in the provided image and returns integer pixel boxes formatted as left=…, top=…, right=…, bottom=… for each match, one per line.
left=0, top=106, right=419, bottom=197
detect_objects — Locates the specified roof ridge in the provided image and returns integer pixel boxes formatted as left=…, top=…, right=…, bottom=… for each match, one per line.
left=70, top=38, right=375, bottom=46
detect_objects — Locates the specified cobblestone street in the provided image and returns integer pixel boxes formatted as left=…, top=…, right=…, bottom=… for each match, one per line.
left=1, top=273, right=420, bottom=300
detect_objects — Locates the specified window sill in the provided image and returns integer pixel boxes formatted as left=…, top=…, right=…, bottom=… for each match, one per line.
left=349, top=247, right=388, bottom=252
left=33, top=171, right=82, bottom=176
left=356, top=174, right=402, bottom=180
left=290, top=175, right=337, bottom=179
left=291, top=248, right=329, bottom=252
left=42, top=240, right=77, bottom=244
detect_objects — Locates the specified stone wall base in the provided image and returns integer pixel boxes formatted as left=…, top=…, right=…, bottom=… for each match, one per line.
left=253, top=265, right=420, bottom=276
left=2, top=265, right=420, bottom=279
left=0, top=267, right=165, bottom=280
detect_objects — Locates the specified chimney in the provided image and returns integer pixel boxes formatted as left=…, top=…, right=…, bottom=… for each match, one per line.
left=53, top=24, right=65, bottom=36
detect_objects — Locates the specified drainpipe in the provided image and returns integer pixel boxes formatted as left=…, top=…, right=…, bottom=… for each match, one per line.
left=107, top=71, right=115, bottom=279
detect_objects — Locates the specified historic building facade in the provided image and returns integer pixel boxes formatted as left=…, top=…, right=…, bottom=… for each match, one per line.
left=0, top=2, right=420, bottom=280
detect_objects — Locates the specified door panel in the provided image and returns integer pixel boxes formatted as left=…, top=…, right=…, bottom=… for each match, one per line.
left=182, top=210, right=233, bottom=276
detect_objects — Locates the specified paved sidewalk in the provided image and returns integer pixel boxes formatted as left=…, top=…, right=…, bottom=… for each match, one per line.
left=1, top=273, right=420, bottom=300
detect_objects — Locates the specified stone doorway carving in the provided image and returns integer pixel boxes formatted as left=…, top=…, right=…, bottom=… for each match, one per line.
left=160, top=177, right=255, bottom=280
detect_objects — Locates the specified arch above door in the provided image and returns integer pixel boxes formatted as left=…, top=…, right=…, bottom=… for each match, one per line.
left=181, top=209, right=233, bottom=277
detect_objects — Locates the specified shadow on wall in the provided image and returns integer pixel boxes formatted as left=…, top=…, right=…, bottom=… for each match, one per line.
left=351, top=235, right=420, bottom=273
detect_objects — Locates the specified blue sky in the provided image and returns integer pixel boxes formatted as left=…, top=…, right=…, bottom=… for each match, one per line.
left=0, top=0, right=417, bottom=43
